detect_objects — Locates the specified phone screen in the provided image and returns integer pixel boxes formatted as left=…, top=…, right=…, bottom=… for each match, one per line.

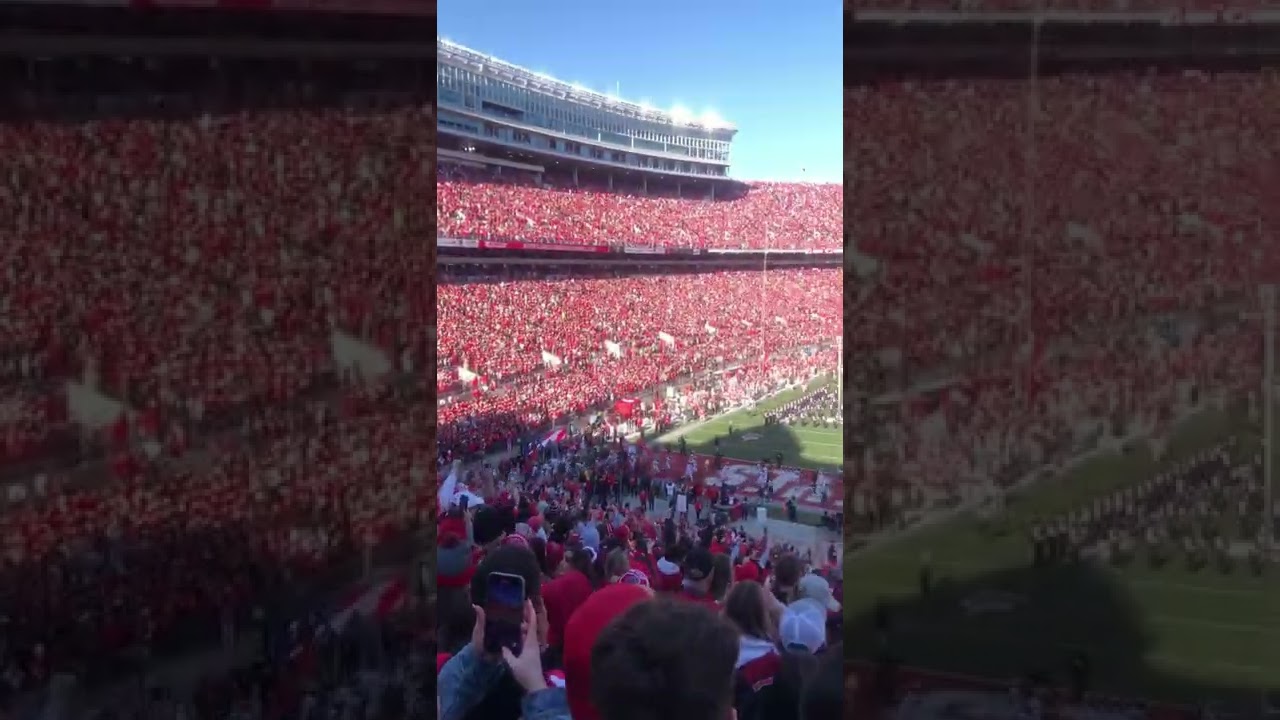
left=483, top=572, right=526, bottom=655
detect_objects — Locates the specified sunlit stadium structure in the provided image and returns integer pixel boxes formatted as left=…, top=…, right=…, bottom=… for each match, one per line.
left=437, top=38, right=737, bottom=187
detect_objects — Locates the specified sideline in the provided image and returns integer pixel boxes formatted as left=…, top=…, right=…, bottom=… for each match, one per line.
left=652, top=379, right=821, bottom=444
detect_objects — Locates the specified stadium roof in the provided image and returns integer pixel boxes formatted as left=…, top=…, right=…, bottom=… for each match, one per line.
left=437, top=38, right=735, bottom=131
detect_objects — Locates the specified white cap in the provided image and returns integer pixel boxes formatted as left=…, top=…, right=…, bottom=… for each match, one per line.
left=797, top=573, right=841, bottom=612
left=779, top=600, right=826, bottom=654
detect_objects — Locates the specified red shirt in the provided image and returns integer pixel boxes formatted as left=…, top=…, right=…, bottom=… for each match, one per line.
left=542, top=570, right=595, bottom=648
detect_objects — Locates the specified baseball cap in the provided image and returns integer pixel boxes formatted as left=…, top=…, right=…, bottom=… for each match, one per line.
left=682, top=546, right=714, bottom=582
left=797, top=573, right=841, bottom=612
left=733, top=560, right=761, bottom=583
left=437, top=533, right=475, bottom=590
left=779, top=600, right=827, bottom=654
left=617, top=569, right=650, bottom=587
left=564, top=585, right=651, bottom=720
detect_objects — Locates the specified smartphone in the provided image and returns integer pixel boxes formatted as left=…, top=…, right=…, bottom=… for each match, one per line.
left=483, top=571, right=526, bottom=655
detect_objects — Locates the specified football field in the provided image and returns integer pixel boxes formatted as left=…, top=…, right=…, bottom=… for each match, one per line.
left=845, top=406, right=1280, bottom=708
left=662, top=377, right=843, bottom=471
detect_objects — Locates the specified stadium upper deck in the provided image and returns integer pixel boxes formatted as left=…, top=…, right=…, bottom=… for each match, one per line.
left=437, top=39, right=737, bottom=182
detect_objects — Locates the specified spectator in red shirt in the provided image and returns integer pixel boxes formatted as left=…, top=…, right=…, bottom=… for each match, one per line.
left=541, top=541, right=601, bottom=652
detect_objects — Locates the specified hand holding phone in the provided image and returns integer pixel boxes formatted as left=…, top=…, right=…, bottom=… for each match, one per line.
left=482, top=571, right=526, bottom=656
left=501, top=599, right=547, bottom=693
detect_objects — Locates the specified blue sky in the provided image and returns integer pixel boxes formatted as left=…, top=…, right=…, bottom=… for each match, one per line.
left=438, top=0, right=843, bottom=183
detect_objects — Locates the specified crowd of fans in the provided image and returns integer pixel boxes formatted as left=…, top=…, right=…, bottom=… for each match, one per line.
left=437, top=268, right=840, bottom=459
left=435, top=427, right=845, bottom=720
left=847, top=70, right=1277, bottom=499
left=437, top=164, right=842, bottom=251
left=0, top=100, right=434, bottom=436
left=0, top=55, right=435, bottom=718
left=843, top=69, right=1278, bottom=717
left=847, top=71, right=1273, bottom=380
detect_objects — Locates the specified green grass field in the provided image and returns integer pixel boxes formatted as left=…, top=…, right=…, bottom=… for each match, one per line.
left=655, top=378, right=841, bottom=525
left=845, top=406, right=1280, bottom=706
left=662, top=377, right=843, bottom=471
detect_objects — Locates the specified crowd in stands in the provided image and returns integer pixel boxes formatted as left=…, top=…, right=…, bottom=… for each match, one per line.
left=847, top=71, right=1277, bottom=495
left=0, top=99, right=434, bottom=436
left=437, top=268, right=839, bottom=459
left=435, top=427, right=845, bottom=720
left=843, top=69, right=1276, bottom=717
left=0, top=53, right=435, bottom=718
left=437, top=164, right=842, bottom=251
left=847, top=72, right=1272, bottom=381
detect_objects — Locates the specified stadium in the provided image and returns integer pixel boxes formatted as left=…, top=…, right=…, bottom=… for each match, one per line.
left=435, top=36, right=842, bottom=494
left=845, top=7, right=1280, bottom=720
left=0, top=3, right=433, bottom=718
left=434, top=36, right=845, bottom=720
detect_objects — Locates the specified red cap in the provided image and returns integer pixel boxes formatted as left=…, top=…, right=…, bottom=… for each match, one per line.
left=614, top=525, right=632, bottom=542
left=564, top=585, right=651, bottom=720
left=545, top=541, right=565, bottom=572
left=734, top=561, right=761, bottom=583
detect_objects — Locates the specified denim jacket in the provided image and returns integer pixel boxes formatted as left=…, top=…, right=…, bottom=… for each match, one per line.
left=438, top=644, right=571, bottom=720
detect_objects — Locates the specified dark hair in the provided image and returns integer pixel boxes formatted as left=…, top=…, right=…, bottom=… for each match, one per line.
left=470, top=544, right=542, bottom=604
left=664, top=536, right=691, bottom=564
left=551, top=514, right=573, bottom=543
left=565, top=539, right=604, bottom=589
left=722, top=581, right=773, bottom=642
left=528, top=536, right=549, bottom=576
left=759, top=649, right=819, bottom=720
left=710, top=553, right=733, bottom=601
left=472, top=505, right=510, bottom=546
left=772, top=554, right=802, bottom=604
left=799, top=644, right=844, bottom=720
left=592, top=598, right=741, bottom=720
